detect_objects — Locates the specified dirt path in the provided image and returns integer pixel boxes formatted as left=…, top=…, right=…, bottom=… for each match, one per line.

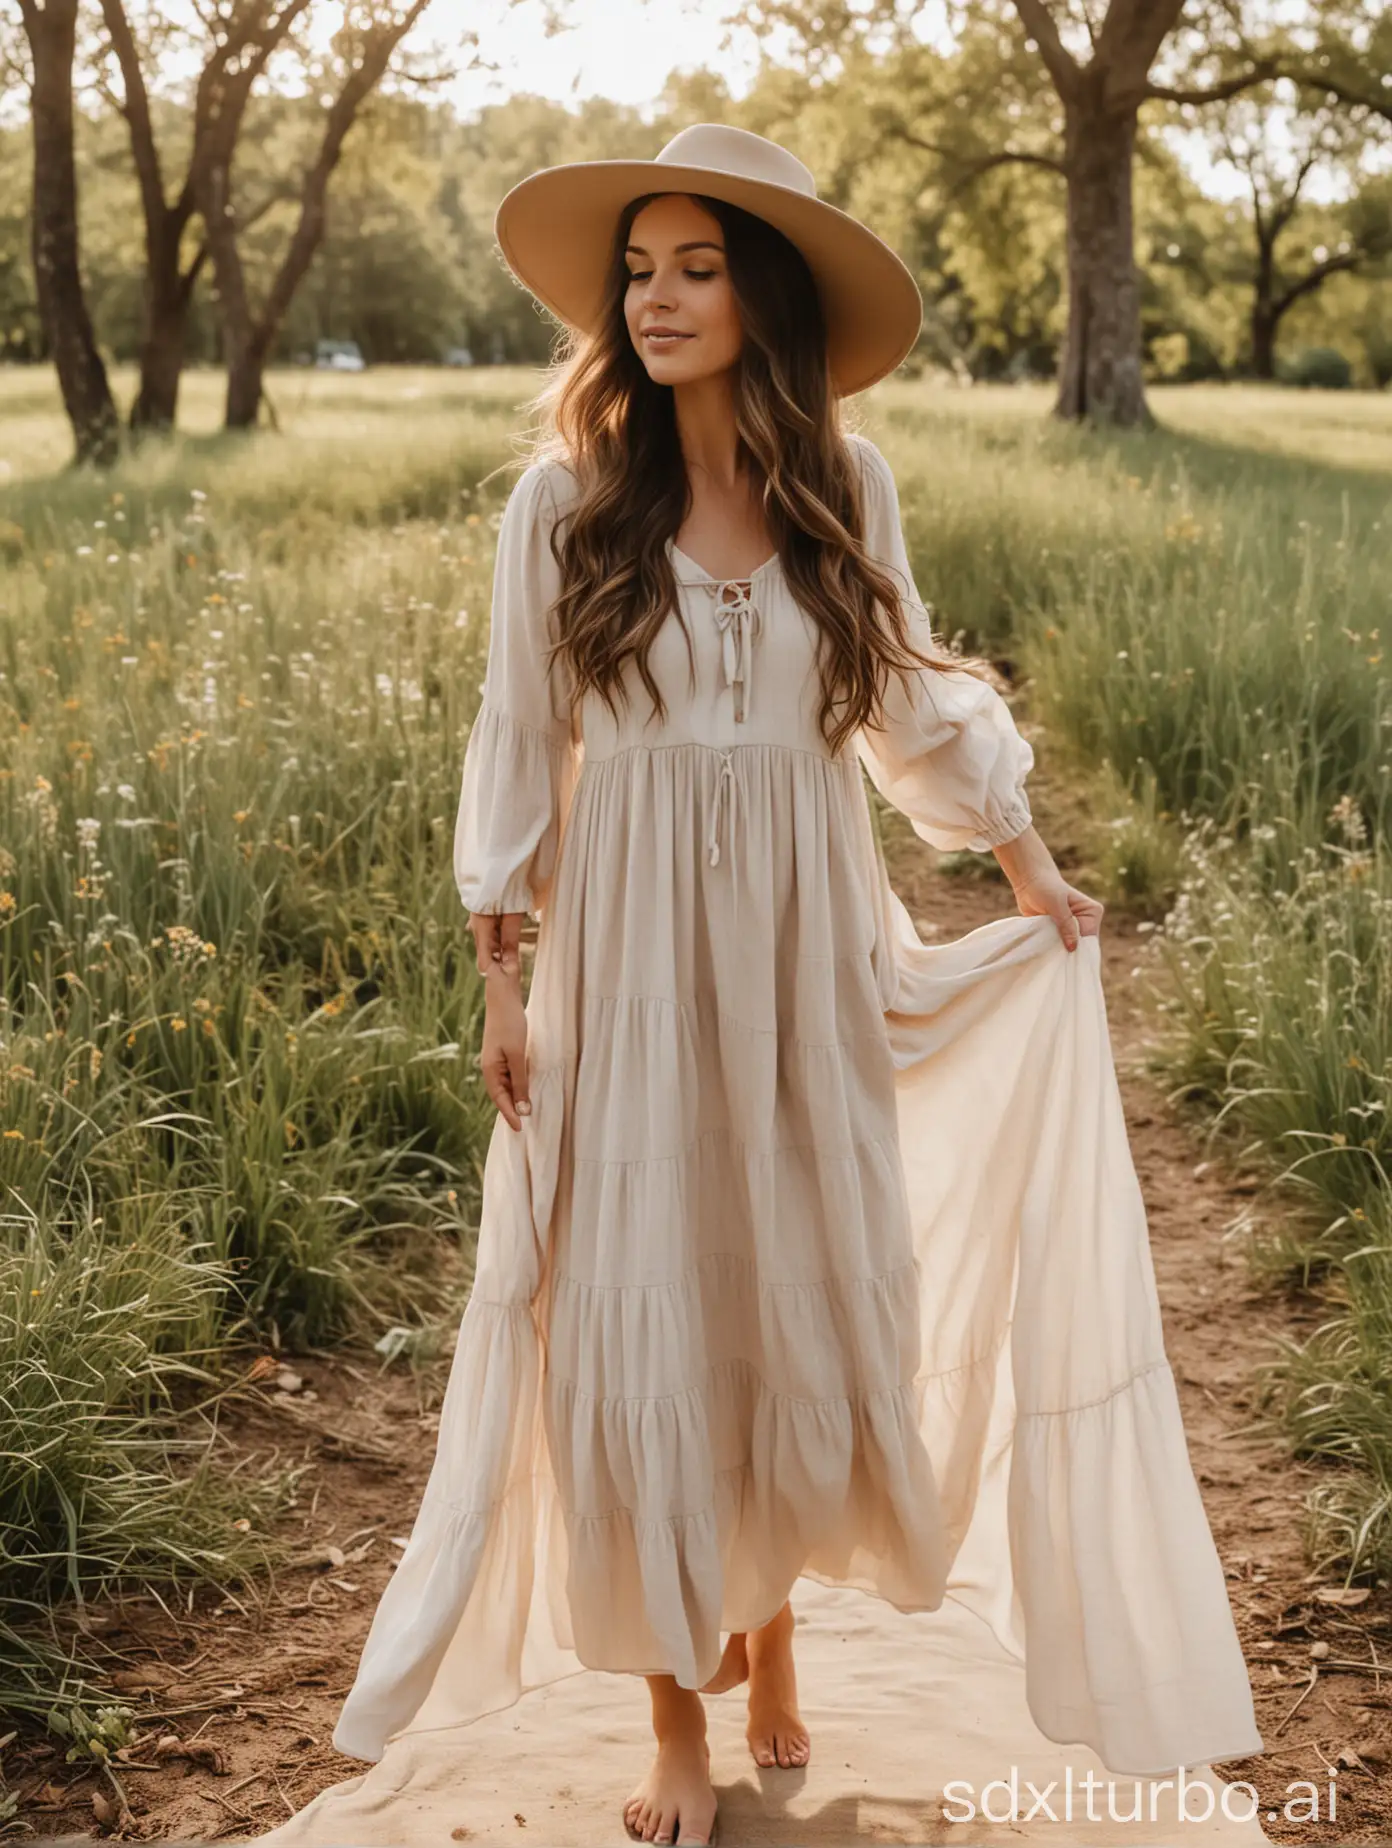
left=17, top=802, right=1392, bottom=1846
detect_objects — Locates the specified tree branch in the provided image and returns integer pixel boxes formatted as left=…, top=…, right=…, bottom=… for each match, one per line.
left=1146, top=62, right=1276, bottom=107
left=1279, top=66, right=1392, bottom=128
left=1008, top=0, right=1080, bottom=99
left=1273, top=246, right=1378, bottom=316
left=890, top=125, right=1066, bottom=182
left=99, top=0, right=167, bottom=236
left=257, top=0, right=434, bottom=339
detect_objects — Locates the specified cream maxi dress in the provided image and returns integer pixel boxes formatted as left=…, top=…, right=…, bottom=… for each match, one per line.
left=332, top=432, right=1263, bottom=1780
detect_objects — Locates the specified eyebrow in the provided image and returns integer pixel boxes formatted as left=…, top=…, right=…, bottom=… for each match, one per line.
left=625, top=240, right=725, bottom=256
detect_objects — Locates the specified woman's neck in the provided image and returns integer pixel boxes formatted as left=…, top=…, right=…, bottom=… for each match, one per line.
left=672, top=371, right=742, bottom=488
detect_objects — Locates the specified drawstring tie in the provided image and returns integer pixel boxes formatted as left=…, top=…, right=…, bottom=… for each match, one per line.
left=707, top=749, right=736, bottom=867
left=706, top=578, right=760, bottom=868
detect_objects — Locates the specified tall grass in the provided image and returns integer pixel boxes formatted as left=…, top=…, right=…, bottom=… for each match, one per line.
left=1, top=369, right=523, bottom=1344
left=0, top=1206, right=295, bottom=1719
left=1, top=367, right=528, bottom=1721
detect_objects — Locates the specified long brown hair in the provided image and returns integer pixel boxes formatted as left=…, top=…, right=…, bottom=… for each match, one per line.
left=525, top=190, right=989, bottom=758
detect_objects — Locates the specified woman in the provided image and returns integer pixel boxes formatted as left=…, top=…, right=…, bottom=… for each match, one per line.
left=330, top=125, right=1261, bottom=1848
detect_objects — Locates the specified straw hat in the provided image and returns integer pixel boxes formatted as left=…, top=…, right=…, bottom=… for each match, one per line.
left=494, top=123, right=923, bottom=397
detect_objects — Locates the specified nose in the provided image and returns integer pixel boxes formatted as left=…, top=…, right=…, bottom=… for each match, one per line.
left=637, top=264, right=677, bottom=312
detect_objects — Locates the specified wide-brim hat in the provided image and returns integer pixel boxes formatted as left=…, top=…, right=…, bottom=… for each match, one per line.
left=494, top=122, right=923, bottom=397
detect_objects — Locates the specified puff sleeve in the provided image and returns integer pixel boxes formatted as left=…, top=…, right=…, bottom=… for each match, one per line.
left=453, top=459, right=578, bottom=920
left=850, top=434, right=1034, bottom=854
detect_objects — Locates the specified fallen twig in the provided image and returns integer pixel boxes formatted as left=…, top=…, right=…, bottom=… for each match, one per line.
left=1273, top=1664, right=1318, bottom=1734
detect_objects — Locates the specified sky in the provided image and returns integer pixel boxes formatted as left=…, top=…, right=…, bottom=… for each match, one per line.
left=425, top=0, right=1314, bottom=205
left=440, top=0, right=767, bottom=117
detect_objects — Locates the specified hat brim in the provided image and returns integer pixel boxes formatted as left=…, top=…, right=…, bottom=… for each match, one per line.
left=494, top=159, right=923, bottom=398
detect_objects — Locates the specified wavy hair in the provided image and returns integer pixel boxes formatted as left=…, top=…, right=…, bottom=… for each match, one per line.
left=523, top=190, right=992, bottom=758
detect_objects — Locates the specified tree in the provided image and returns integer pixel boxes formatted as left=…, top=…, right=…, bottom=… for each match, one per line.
left=16, top=0, right=120, bottom=465
left=95, top=0, right=312, bottom=433
left=198, top=0, right=435, bottom=428
left=1203, top=89, right=1391, bottom=377
left=737, top=0, right=1283, bottom=427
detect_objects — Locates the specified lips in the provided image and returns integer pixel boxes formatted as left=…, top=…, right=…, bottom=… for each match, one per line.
left=642, top=328, right=693, bottom=344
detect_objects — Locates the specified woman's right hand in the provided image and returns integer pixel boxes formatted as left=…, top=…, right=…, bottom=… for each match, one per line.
left=469, top=912, right=531, bottom=1131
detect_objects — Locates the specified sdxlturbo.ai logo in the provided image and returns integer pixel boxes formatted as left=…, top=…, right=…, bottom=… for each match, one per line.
left=941, top=1762, right=1339, bottom=1827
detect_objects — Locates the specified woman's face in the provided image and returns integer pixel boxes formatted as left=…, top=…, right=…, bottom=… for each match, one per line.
left=623, top=195, right=744, bottom=386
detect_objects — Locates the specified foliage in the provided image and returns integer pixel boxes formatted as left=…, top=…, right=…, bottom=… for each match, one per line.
left=0, top=19, right=1388, bottom=391
left=1285, top=345, right=1354, bottom=389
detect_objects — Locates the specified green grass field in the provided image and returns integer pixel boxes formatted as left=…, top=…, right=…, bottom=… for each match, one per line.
left=2, top=365, right=1389, bottom=1727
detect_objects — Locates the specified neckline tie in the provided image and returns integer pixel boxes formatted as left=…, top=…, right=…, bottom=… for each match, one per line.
left=711, top=579, right=761, bottom=725
left=706, top=579, right=760, bottom=869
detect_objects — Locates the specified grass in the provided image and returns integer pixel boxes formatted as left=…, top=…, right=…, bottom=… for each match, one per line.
left=2, top=364, right=1390, bottom=1726
left=0, top=366, right=530, bottom=1723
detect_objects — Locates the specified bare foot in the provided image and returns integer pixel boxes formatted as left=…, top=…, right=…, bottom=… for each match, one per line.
left=624, top=1681, right=718, bottom=1845
left=746, top=1601, right=810, bottom=1769
left=700, top=1631, right=748, bottom=1695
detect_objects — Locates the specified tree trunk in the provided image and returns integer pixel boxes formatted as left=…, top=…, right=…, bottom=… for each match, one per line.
left=1054, top=90, right=1151, bottom=428
left=1250, top=306, right=1277, bottom=380
left=1248, top=233, right=1278, bottom=380
left=24, top=0, right=120, bottom=466
left=200, top=154, right=265, bottom=429
left=225, top=340, right=269, bottom=428
left=130, top=254, right=188, bottom=432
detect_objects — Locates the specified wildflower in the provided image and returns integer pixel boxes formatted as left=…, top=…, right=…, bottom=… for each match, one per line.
left=171, top=1017, right=187, bottom=1032
left=1328, top=793, right=1367, bottom=848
